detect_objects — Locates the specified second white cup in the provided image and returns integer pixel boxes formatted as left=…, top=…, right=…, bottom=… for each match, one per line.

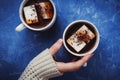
left=15, top=0, right=56, bottom=32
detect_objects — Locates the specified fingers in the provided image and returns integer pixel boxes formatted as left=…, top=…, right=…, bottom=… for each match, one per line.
left=56, top=54, right=93, bottom=73
left=49, top=39, right=93, bottom=73
left=75, top=53, right=93, bottom=67
left=49, top=39, right=63, bottom=56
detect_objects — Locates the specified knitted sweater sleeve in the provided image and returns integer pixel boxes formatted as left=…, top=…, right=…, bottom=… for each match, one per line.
left=18, top=49, right=63, bottom=80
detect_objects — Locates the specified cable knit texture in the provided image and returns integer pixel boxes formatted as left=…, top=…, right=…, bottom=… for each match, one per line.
left=19, top=49, right=63, bottom=80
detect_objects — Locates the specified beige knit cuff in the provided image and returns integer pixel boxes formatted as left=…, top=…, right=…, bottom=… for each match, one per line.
left=19, top=49, right=63, bottom=80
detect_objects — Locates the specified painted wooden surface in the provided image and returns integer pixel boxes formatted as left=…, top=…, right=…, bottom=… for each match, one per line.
left=0, top=0, right=120, bottom=80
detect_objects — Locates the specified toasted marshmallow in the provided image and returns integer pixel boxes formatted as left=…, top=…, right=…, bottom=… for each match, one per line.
left=76, top=25, right=95, bottom=43
left=39, top=2, right=53, bottom=19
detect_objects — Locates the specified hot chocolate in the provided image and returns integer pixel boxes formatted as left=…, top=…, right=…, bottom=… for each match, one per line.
left=65, top=22, right=96, bottom=53
left=22, top=0, right=54, bottom=29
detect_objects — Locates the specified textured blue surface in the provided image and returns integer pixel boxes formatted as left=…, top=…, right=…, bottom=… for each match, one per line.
left=0, top=0, right=120, bottom=80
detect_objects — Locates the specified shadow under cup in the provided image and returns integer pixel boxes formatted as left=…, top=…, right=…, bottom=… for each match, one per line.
left=63, top=20, right=100, bottom=57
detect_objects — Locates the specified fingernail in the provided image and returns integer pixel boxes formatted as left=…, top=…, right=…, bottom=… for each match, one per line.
left=58, top=39, right=63, bottom=43
left=91, top=53, right=94, bottom=56
left=89, top=53, right=94, bottom=58
left=85, top=53, right=93, bottom=59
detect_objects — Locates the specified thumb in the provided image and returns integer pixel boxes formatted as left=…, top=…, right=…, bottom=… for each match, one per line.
left=49, top=39, right=63, bottom=56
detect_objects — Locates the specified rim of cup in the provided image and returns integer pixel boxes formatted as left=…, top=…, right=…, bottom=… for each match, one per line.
left=19, top=0, right=56, bottom=31
left=63, top=20, right=100, bottom=57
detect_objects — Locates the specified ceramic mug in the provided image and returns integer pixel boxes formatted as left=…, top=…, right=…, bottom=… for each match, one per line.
left=15, top=0, right=56, bottom=32
left=63, top=20, right=100, bottom=57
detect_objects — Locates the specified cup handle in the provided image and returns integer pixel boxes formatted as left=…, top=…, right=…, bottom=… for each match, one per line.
left=15, top=23, right=26, bottom=32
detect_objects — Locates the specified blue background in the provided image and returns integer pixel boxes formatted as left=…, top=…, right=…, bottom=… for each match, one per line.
left=0, top=0, right=120, bottom=80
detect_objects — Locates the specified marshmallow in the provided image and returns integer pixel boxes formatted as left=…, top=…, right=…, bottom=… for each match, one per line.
left=67, top=25, right=95, bottom=52
left=23, top=5, right=38, bottom=24
left=76, top=25, right=95, bottom=43
left=39, top=2, right=53, bottom=19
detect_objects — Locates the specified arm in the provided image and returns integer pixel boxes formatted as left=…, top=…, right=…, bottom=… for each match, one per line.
left=19, top=49, right=62, bottom=80
left=19, top=39, right=93, bottom=80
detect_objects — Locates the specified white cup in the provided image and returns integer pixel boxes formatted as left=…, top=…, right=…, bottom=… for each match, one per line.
left=15, top=0, right=56, bottom=32
left=63, top=20, right=100, bottom=57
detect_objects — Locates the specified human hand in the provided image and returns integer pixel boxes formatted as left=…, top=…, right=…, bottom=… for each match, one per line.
left=49, top=39, right=93, bottom=73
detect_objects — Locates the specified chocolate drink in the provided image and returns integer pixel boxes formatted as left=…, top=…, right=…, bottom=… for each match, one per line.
left=22, top=0, right=54, bottom=29
left=65, top=22, right=97, bottom=53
